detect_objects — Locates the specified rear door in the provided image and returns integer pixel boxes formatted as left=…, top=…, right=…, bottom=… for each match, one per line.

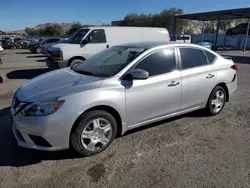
left=83, top=29, right=107, bottom=58
left=178, top=47, right=217, bottom=110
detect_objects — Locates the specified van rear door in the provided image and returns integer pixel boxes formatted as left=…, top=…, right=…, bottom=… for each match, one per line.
left=83, top=29, right=108, bottom=58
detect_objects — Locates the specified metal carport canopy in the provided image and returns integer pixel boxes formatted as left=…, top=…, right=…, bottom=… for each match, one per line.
left=175, top=7, right=250, bottom=21
left=173, top=7, right=250, bottom=52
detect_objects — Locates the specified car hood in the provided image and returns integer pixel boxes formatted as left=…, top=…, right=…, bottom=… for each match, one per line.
left=49, top=43, right=78, bottom=51
left=16, top=68, right=103, bottom=102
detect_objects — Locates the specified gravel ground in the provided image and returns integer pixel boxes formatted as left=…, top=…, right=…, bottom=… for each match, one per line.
left=0, top=50, right=250, bottom=188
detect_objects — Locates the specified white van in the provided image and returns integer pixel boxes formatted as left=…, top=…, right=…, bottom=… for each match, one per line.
left=170, top=35, right=191, bottom=43
left=46, top=26, right=170, bottom=68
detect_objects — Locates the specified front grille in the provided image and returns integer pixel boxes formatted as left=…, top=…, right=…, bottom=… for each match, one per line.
left=29, top=135, right=52, bottom=147
left=47, top=50, right=52, bottom=55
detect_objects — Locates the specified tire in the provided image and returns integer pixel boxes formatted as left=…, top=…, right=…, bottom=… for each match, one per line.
left=69, top=59, right=84, bottom=67
left=205, top=86, right=226, bottom=116
left=36, top=47, right=41, bottom=54
left=70, top=110, right=117, bottom=156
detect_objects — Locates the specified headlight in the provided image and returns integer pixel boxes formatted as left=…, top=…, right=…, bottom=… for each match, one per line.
left=21, top=100, right=64, bottom=116
left=52, top=50, right=63, bottom=60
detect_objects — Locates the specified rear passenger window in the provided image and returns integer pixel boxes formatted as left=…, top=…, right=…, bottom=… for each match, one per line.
left=179, top=48, right=208, bottom=69
left=204, top=50, right=216, bottom=63
left=135, top=48, right=176, bottom=76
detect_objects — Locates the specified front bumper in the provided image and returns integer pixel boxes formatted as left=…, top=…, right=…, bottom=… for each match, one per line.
left=11, top=103, right=78, bottom=151
left=46, top=58, right=68, bottom=69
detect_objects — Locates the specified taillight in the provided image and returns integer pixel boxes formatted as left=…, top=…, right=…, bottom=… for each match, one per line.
left=231, top=64, right=238, bottom=72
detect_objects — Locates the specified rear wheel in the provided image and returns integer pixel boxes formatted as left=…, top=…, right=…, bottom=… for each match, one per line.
left=70, top=110, right=117, bottom=156
left=206, top=86, right=226, bottom=115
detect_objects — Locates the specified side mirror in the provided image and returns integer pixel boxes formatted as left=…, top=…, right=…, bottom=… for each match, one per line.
left=81, top=36, right=92, bottom=45
left=81, top=39, right=88, bottom=45
left=127, top=69, right=149, bottom=80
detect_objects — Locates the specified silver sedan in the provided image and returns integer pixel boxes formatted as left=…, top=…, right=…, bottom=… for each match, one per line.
left=11, top=41, right=237, bottom=156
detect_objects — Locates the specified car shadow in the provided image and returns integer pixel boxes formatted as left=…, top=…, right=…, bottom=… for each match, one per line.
left=0, top=106, right=209, bottom=167
left=27, top=55, right=47, bottom=58
left=7, top=68, right=50, bottom=80
left=36, top=59, right=47, bottom=62
left=124, top=109, right=208, bottom=136
left=15, top=52, right=34, bottom=54
left=0, top=107, right=81, bottom=167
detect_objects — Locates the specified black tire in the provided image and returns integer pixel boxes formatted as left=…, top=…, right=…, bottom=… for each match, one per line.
left=36, top=47, right=41, bottom=54
left=69, top=59, right=84, bottom=67
left=70, top=110, right=117, bottom=156
left=205, top=86, right=226, bottom=116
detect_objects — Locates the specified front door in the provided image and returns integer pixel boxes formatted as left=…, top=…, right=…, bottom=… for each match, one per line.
left=83, top=29, right=107, bottom=58
left=125, top=48, right=182, bottom=127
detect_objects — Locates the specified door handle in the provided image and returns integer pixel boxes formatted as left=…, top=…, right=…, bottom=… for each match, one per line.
left=168, top=81, right=180, bottom=87
left=206, top=74, right=215, bottom=79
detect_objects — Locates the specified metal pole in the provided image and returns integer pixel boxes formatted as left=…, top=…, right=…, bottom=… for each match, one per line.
left=243, top=18, right=250, bottom=52
left=172, top=16, right=177, bottom=39
left=214, top=18, right=220, bottom=51
left=201, top=21, right=205, bottom=42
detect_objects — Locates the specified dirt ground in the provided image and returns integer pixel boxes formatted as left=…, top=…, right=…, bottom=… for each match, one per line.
left=0, top=50, right=250, bottom=188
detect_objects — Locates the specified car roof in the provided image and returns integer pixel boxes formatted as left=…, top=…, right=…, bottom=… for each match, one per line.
left=116, top=41, right=200, bottom=50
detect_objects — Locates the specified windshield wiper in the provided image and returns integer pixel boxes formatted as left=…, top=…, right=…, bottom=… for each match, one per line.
left=74, top=69, right=94, bottom=76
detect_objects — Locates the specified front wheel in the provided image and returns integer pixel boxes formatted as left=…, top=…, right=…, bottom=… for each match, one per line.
left=206, top=86, right=226, bottom=115
left=70, top=110, right=117, bottom=156
left=69, top=59, right=84, bottom=67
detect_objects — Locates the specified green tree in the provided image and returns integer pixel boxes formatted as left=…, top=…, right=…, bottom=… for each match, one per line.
left=121, top=8, right=185, bottom=34
left=42, top=24, right=64, bottom=36
left=67, top=22, right=82, bottom=36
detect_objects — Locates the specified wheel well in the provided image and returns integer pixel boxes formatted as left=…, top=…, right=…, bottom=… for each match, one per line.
left=68, top=56, right=86, bottom=67
left=70, top=105, right=123, bottom=138
left=216, top=83, right=229, bottom=102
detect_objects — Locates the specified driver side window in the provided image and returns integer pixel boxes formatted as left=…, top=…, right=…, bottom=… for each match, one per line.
left=88, top=29, right=106, bottom=43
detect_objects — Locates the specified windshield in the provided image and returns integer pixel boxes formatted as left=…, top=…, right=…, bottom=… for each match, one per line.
left=74, top=46, right=146, bottom=77
left=67, top=29, right=90, bottom=44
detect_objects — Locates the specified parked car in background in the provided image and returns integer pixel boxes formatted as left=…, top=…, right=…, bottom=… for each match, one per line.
left=170, top=34, right=191, bottom=43
left=41, top=39, right=68, bottom=55
left=30, top=37, right=61, bottom=53
left=197, top=41, right=213, bottom=50
left=0, top=45, right=3, bottom=52
left=226, top=23, right=250, bottom=36
left=11, top=41, right=237, bottom=156
left=46, top=26, right=170, bottom=69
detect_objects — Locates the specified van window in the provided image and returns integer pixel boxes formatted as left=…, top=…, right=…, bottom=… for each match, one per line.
left=88, top=29, right=106, bottom=43
left=176, top=36, right=190, bottom=40
left=68, top=29, right=90, bottom=44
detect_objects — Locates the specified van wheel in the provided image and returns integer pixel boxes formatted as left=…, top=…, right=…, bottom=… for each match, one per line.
left=70, top=110, right=117, bottom=156
left=36, top=47, right=41, bottom=54
left=69, top=59, right=84, bottom=67
left=205, top=86, right=226, bottom=116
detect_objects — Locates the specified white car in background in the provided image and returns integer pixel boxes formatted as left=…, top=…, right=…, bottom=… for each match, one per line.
left=0, top=45, right=3, bottom=52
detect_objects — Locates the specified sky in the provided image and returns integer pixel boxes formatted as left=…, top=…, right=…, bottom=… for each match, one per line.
left=0, top=0, right=250, bottom=30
